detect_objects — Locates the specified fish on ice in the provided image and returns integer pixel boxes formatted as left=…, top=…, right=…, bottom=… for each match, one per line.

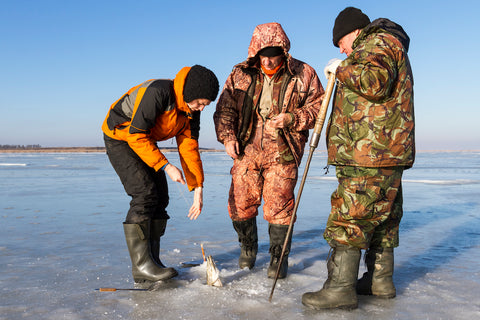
left=206, top=255, right=222, bottom=287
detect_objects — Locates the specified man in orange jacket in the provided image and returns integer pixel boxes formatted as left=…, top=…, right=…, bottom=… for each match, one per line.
left=102, top=65, right=219, bottom=283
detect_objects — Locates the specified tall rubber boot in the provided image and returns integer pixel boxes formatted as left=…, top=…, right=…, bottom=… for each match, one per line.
left=150, top=219, right=168, bottom=268
left=302, top=244, right=361, bottom=310
left=356, top=247, right=396, bottom=299
left=123, top=221, right=178, bottom=283
left=232, top=218, right=258, bottom=269
left=267, top=224, right=291, bottom=279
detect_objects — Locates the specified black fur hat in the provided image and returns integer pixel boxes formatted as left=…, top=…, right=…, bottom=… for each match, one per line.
left=183, top=65, right=219, bottom=103
left=333, top=7, right=370, bottom=47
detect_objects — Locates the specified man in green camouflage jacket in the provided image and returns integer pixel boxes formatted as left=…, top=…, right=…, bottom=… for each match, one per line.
left=302, top=7, right=415, bottom=310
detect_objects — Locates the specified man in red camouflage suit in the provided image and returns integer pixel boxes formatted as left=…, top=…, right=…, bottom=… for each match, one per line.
left=214, top=22, right=324, bottom=279
left=302, top=7, right=415, bottom=310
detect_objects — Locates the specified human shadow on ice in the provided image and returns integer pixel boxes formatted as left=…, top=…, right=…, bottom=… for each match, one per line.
left=394, top=205, right=480, bottom=294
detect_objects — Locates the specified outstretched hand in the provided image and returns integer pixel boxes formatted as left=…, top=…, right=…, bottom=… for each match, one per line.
left=188, top=187, right=203, bottom=220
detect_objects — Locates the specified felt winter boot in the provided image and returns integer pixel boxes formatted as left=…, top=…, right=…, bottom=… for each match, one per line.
left=267, top=223, right=291, bottom=279
left=302, top=244, right=361, bottom=310
left=123, top=221, right=178, bottom=283
left=356, top=247, right=396, bottom=299
left=232, top=218, right=258, bottom=269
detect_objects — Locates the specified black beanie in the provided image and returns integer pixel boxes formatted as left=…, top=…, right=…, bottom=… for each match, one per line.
left=258, top=46, right=284, bottom=57
left=332, top=7, right=370, bottom=47
left=183, top=65, right=219, bottom=103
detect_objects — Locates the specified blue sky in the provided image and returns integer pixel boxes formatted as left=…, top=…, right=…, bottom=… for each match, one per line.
left=1, top=0, right=478, bottom=150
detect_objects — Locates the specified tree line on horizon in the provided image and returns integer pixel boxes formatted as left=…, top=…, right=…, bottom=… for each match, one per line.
left=0, top=144, right=42, bottom=149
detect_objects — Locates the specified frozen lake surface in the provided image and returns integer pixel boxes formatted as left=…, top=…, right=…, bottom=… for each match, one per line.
left=1, top=150, right=479, bottom=319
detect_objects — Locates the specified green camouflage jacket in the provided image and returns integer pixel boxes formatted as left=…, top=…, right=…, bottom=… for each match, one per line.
left=327, top=18, right=415, bottom=168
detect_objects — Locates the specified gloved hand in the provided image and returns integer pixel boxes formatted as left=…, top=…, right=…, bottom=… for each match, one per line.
left=324, top=58, right=342, bottom=80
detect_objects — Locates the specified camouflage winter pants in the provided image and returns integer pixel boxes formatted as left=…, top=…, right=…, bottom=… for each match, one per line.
left=227, top=137, right=298, bottom=225
left=323, top=166, right=404, bottom=249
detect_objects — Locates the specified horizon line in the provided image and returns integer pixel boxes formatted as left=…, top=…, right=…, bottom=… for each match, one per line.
left=1, top=146, right=479, bottom=153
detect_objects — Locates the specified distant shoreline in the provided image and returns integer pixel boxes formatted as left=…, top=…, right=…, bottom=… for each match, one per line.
left=0, top=147, right=224, bottom=153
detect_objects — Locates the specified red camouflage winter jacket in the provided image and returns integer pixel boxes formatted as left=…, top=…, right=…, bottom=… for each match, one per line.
left=214, top=23, right=324, bottom=166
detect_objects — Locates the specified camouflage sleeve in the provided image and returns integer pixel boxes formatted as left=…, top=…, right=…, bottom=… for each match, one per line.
left=336, top=33, right=399, bottom=102
left=290, top=66, right=324, bottom=132
left=213, top=71, right=239, bottom=144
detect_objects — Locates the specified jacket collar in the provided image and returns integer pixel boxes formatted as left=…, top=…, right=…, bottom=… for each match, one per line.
left=173, top=66, right=193, bottom=118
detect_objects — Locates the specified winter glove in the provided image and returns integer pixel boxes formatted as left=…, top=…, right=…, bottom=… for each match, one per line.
left=324, top=58, right=342, bottom=80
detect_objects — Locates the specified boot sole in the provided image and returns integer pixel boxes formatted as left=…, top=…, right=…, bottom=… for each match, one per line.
left=134, top=269, right=178, bottom=283
left=267, top=269, right=286, bottom=279
left=302, top=301, right=358, bottom=310
left=357, top=290, right=396, bottom=299
left=373, top=293, right=396, bottom=299
left=239, top=259, right=255, bottom=269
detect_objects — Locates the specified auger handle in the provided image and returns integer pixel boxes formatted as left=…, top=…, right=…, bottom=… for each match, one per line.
left=309, top=73, right=336, bottom=149
left=269, top=72, right=337, bottom=302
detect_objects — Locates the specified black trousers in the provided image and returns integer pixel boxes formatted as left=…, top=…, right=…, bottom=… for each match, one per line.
left=104, top=134, right=169, bottom=223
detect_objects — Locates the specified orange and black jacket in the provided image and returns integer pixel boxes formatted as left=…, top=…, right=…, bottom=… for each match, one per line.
left=102, top=67, right=203, bottom=191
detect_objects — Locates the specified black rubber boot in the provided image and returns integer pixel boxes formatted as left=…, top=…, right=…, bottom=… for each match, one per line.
left=123, top=221, right=178, bottom=283
left=267, top=224, right=291, bottom=279
left=302, top=244, right=361, bottom=310
left=356, top=247, right=396, bottom=299
left=150, top=219, right=168, bottom=268
left=232, top=218, right=258, bottom=269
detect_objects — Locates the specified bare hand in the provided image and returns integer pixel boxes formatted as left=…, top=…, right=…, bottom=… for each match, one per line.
left=164, top=163, right=186, bottom=184
left=225, top=140, right=240, bottom=159
left=269, top=113, right=293, bottom=129
left=188, top=187, right=203, bottom=220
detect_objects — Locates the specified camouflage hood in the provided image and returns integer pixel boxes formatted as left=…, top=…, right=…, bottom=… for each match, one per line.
left=246, top=22, right=291, bottom=63
left=360, top=18, right=410, bottom=52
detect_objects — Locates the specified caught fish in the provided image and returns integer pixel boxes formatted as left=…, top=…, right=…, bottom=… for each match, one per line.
left=206, top=255, right=222, bottom=287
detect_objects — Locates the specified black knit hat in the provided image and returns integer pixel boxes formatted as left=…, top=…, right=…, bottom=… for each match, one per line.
left=258, top=46, right=284, bottom=57
left=332, top=7, right=370, bottom=47
left=183, top=65, right=219, bottom=103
